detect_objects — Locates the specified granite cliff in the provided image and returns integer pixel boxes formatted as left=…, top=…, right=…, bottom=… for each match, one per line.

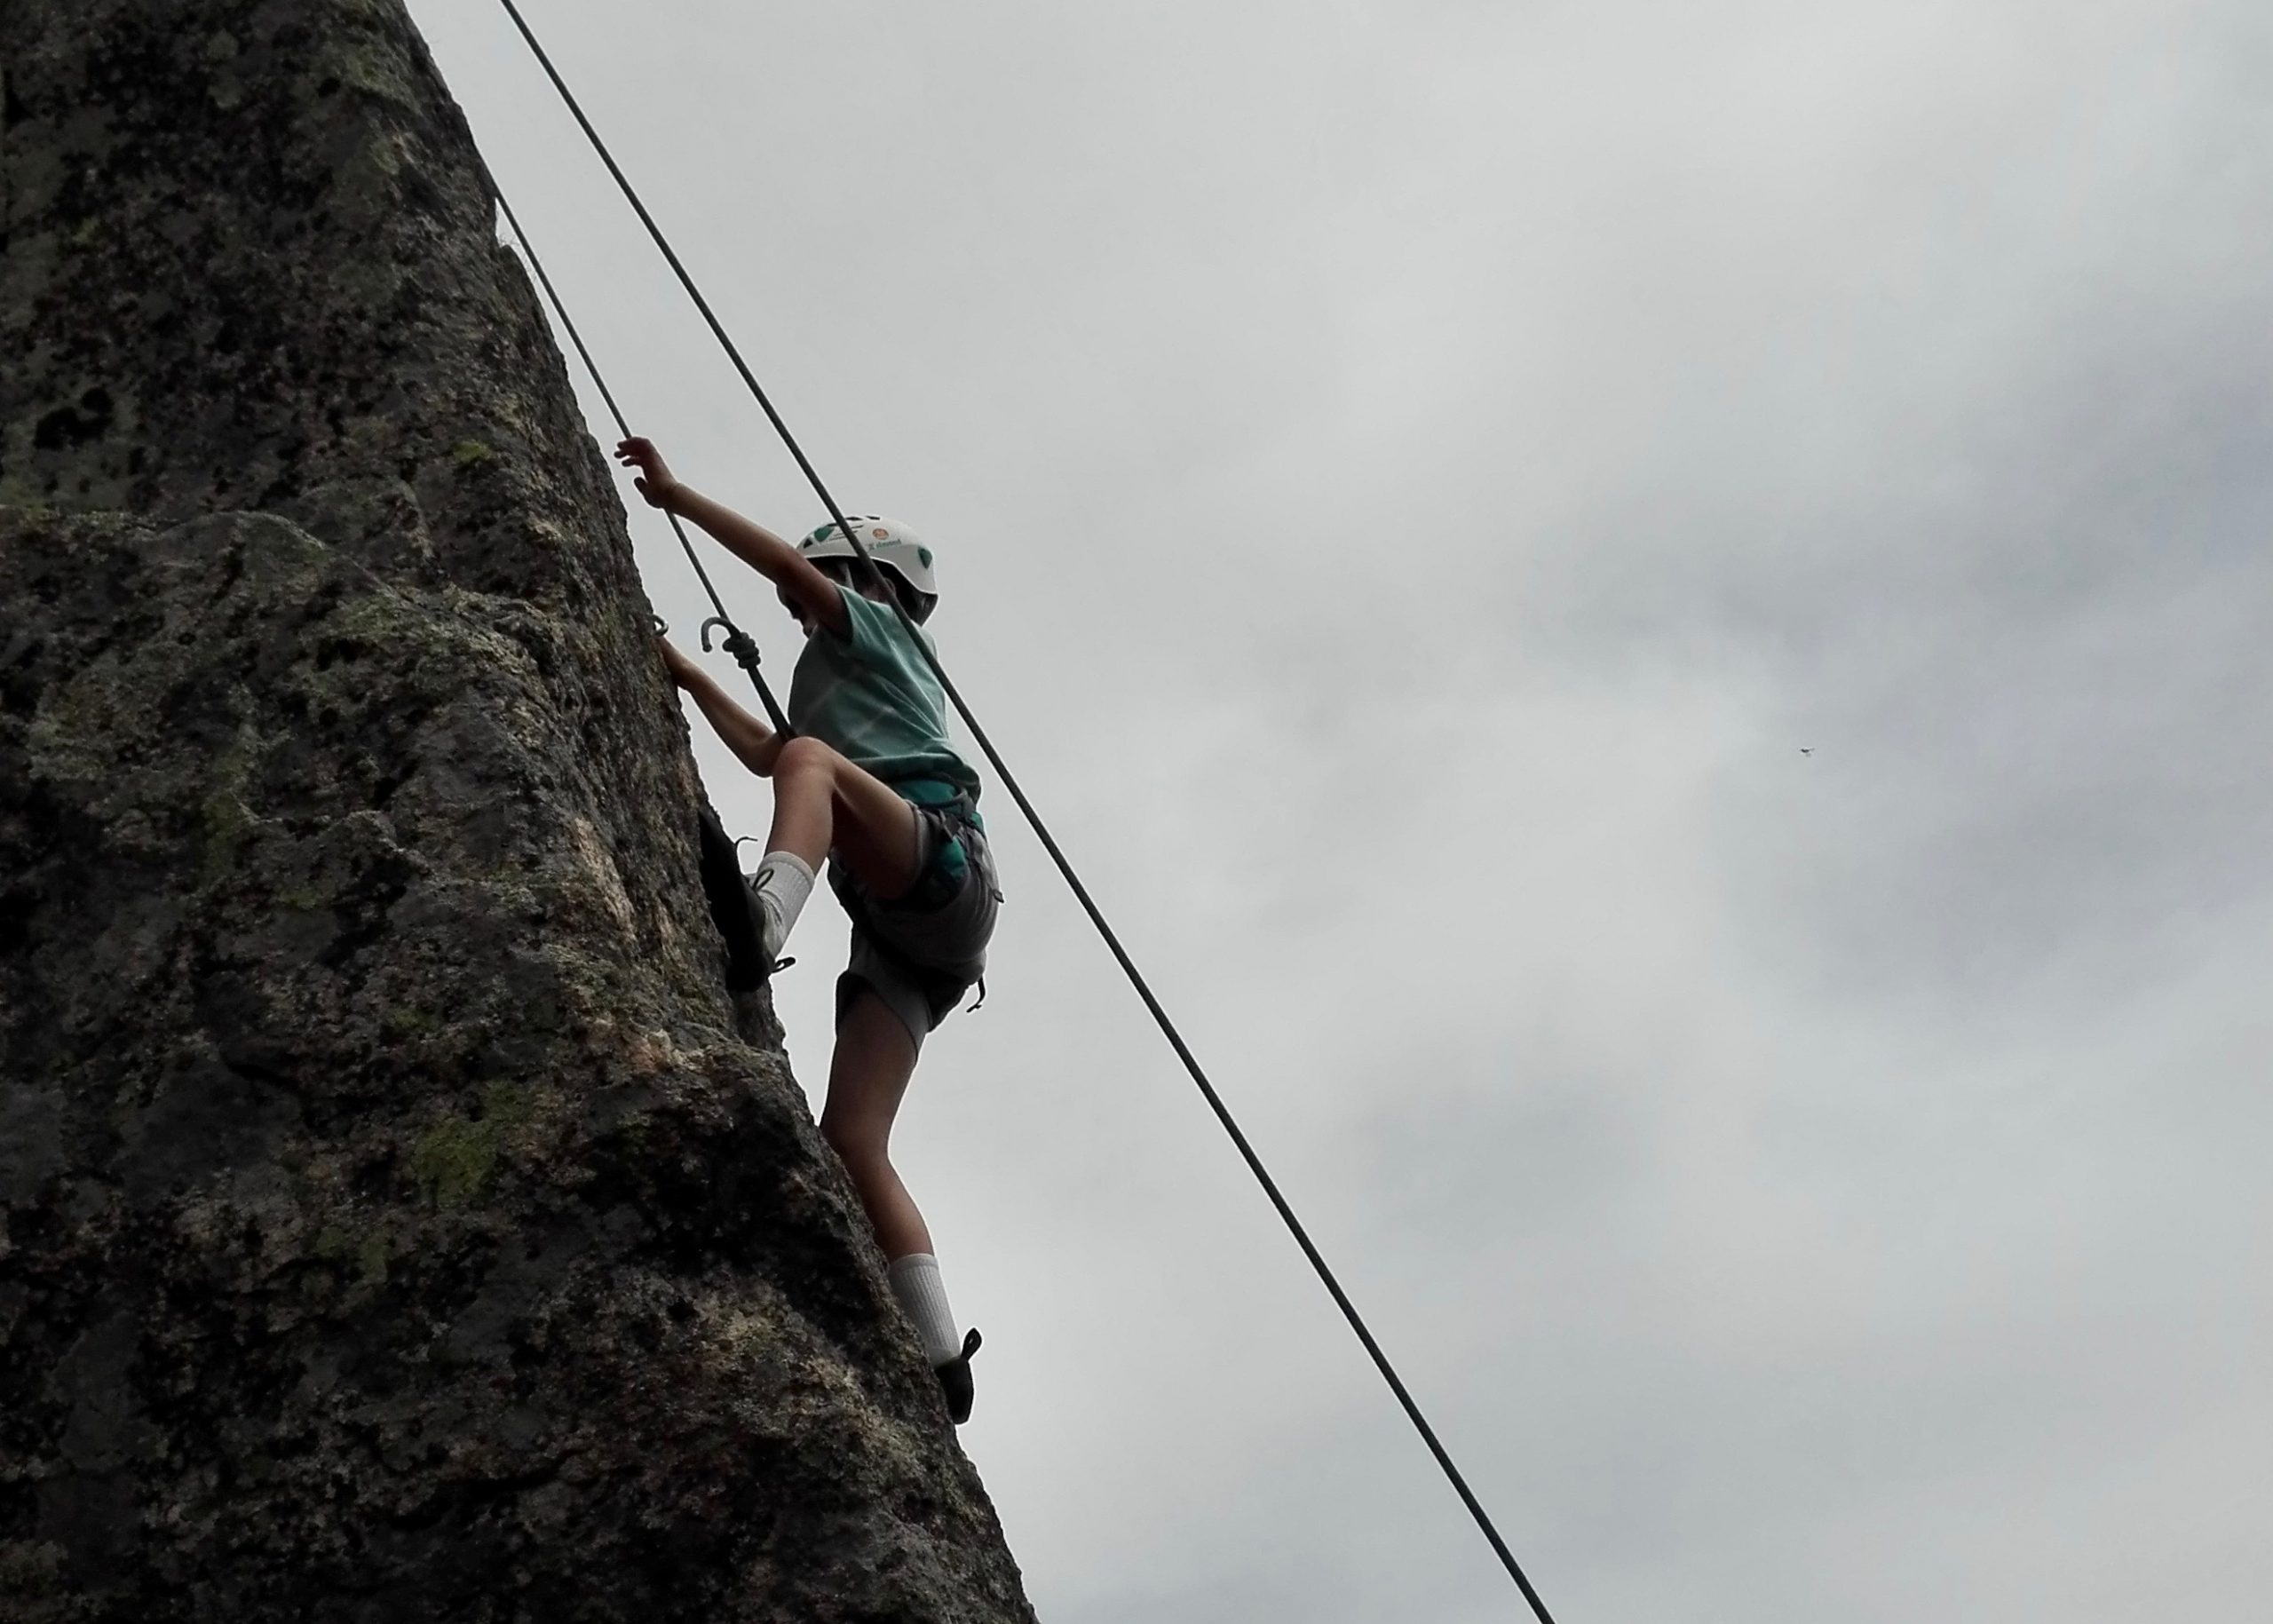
left=0, top=3, right=1034, bottom=1618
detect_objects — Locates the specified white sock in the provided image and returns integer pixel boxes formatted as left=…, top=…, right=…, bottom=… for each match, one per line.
left=885, top=1253, right=962, bottom=1366
left=751, top=849, right=815, bottom=961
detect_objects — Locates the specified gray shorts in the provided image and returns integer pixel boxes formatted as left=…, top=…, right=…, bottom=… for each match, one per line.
left=829, top=795, right=1001, bottom=1051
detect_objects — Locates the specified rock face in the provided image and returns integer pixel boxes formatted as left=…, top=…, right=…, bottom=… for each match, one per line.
left=0, top=4, right=1034, bottom=1620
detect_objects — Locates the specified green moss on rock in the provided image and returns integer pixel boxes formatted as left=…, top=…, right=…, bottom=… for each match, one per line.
left=409, top=1081, right=541, bottom=1208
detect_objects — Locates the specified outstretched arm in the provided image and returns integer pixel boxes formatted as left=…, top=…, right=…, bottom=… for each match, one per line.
left=616, top=438, right=847, bottom=635
left=660, top=637, right=787, bottom=776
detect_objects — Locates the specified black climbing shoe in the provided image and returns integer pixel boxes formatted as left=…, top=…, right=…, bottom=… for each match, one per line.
left=935, top=1327, right=982, bottom=1425
left=696, top=806, right=774, bottom=990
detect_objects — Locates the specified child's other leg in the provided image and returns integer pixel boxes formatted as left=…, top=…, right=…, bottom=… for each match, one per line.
left=818, top=987, right=931, bottom=1259
left=820, top=989, right=965, bottom=1371
left=748, top=735, right=923, bottom=961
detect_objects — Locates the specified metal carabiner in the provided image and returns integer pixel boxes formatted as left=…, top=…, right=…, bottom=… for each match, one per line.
left=701, top=616, right=762, bottom=668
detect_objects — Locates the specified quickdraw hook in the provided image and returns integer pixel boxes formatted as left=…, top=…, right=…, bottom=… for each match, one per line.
left=701, top=615, right=763, bottom=669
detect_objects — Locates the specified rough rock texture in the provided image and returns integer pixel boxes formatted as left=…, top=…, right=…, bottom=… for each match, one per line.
left=0, top=4, right=1035, bottom=1620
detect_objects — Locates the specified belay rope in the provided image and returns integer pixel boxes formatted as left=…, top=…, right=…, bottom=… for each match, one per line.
left=491, top=191, right=791, bottom=739
left=493, top=4, right=1563, bottom=1618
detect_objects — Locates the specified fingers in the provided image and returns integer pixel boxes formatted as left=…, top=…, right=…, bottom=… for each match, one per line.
left=614, top=437, right=662, bottom=482
left=615, top=438, right=677, bottom=510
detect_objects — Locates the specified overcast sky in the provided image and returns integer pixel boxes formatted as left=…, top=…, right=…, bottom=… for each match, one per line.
left=407, top=4, right=2271, bottom=1618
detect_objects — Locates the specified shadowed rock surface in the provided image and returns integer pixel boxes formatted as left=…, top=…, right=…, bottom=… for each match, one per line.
left=0, top=3, right=1034, bottom=1619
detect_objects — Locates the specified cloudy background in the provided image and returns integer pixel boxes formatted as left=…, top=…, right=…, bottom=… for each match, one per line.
left=408, top=3, right=2270, bottom=1617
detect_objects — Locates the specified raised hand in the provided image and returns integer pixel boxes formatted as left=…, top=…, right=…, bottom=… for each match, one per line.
left=614, top=437, right=681, bottom=510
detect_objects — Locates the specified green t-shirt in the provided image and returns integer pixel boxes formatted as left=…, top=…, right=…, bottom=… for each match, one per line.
left=787, top=586, right=980, bottom=801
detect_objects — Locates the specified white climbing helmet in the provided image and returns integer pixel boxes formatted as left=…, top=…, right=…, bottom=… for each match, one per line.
left=799, top=516, right=939, bottom=622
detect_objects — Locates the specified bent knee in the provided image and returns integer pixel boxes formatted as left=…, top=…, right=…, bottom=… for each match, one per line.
left=773, top=733, right=841, bottom=781
left=820, top=1113, right=890, bottom=1168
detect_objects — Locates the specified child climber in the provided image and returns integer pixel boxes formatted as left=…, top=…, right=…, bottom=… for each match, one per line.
left=617, top=436, right=999, bottom=1424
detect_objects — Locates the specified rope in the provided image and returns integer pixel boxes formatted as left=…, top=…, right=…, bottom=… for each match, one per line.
left=494, top=5, right=1561, bottom=1618
left=492, top=189, right=791, bottom=738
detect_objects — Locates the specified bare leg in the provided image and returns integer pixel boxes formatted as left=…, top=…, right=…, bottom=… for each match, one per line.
left=818, top=987, right=931, bottom=1260
left=765, top=734, right=922, bottom=900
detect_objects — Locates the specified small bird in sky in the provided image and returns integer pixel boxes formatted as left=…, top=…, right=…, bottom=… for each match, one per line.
left=1800, top=748, right=1813, bottom=756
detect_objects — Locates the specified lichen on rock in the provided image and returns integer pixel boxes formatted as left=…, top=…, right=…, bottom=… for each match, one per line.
left=0, top=4, right=1034, bottom=1620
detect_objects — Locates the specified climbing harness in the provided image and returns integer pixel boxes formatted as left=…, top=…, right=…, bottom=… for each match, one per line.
left=494, top=5, right=1561, bottom=1619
